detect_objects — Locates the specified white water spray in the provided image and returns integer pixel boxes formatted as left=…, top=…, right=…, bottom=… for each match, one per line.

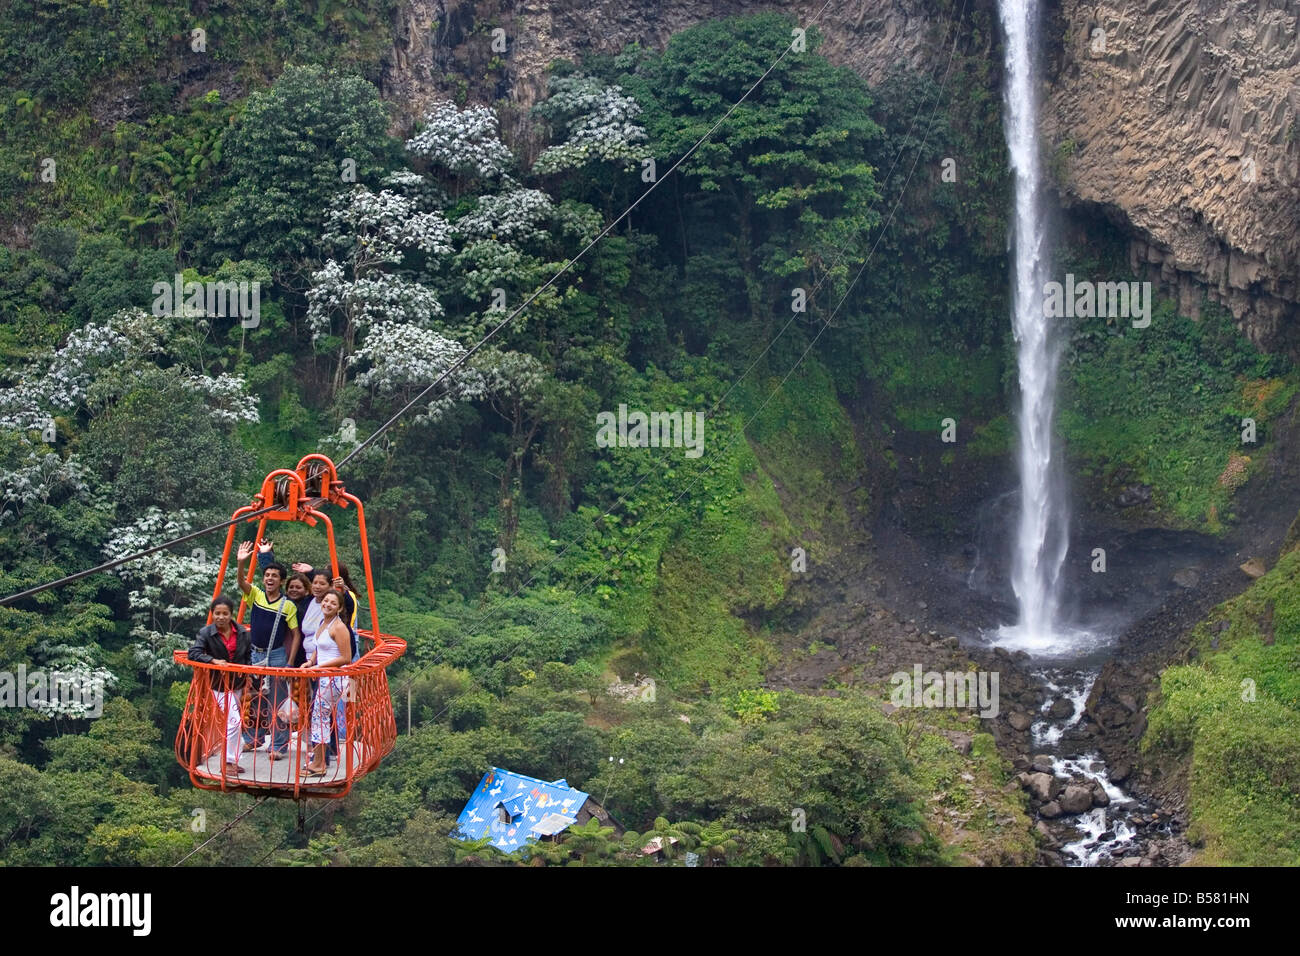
left=996, top=0, right=1070, bottom=648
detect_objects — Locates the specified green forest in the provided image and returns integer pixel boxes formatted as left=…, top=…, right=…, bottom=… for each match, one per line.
left=1, top=1, right=1297, bottom=869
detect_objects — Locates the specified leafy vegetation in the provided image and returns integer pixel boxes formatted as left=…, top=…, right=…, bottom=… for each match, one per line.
left=1143, top=546, right=1300, bottom=864
left=0, top=5, right=1286, bottom=868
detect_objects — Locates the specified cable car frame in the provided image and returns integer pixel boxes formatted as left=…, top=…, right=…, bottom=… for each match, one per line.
left=173, top=455, right=405, bottom=799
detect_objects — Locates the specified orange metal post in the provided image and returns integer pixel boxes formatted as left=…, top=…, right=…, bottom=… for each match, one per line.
left=340, top=491, right=379, bottom=637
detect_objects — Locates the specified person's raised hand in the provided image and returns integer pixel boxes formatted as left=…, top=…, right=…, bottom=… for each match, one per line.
left=237, top=541, right=254, bottom=561
left=332, top=576, right=344, bottom=591
left=291, top=562, right=312, bottom=574
left=257, top=539, right=274, bottom=554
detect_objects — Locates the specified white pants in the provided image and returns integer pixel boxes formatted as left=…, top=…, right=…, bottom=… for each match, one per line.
left=310, top=677, right=345, bottom=745
left=212, top=688, right=243, bottom=766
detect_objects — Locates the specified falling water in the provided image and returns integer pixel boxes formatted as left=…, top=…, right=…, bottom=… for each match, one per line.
left=995, top=0, right=1070, bottom=649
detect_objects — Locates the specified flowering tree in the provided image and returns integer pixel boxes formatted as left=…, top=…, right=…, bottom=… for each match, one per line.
left=0, top=309, right=258, bottom=526
left=454, top=188, right=556, bottom=244
left=532, top=75, right=651, bottom=175
left=31, top=639, right=119, bottom=720
left=474, top=349, right=548, bottom=562
left=349, top=322, right=479, bottom=414
left=306, top=185, right=455, bottom=396
left=0, top=323, right=128, bottom=433
left=406, top=101, right=515, bottom=191
left=103, top=508, right=218, bottom=688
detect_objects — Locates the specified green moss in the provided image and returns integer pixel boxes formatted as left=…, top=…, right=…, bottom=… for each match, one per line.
left=1062, top=295, right=1295, bottom=530
left=736, top=359, right=863, bottom=541
left=869, top=323, right=1003, bottom=433
left=969, top=414, right=1013, bottom=458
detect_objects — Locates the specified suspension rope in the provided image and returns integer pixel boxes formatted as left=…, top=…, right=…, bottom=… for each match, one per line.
left=0, top=503, right=282, bottom=606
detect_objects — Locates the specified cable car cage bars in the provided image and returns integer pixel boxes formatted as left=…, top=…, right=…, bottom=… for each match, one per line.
left=173, top=455, right=405, bottom=799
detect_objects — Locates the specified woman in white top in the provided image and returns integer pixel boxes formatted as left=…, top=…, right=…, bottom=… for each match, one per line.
left=300, top=590, right=353, bottom=776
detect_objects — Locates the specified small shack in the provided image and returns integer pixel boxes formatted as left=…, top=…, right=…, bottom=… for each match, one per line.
left=455, top=767, right=619, bottom=853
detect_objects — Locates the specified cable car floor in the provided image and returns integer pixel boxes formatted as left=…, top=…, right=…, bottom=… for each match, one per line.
left=196, top=736, right=368, bottom=786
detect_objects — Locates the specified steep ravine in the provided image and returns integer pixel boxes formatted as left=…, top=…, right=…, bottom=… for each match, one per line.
left=765, top=388, right=1300, bottom=865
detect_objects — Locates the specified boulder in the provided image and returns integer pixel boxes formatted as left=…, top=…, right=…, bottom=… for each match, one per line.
left=1060, top=784, right=1093, bottom=814
left=1008, top=711, right=1032, bottom=731
left=1039, top=800, right=1063, bottom=819
left=1110, top=763, right=1131, bottom=783
left=1117, top=484, right=1152, bottom=507
left=1240, top=557, right=1266, bottom=579
left=1034, top=821, right=1059, bottom=847
left=1049, top=698, right=1075, bottom=719
left=943, top=731, right=972, bottom=755
left=1092, top=785, right=1111, bottom=808
left=1031, top=754, right=1055, bottom=773
left=1025, top=772, right=1060, bottom=802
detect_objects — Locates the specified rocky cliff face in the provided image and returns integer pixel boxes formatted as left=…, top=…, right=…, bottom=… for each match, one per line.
left=383, top=0, right=1300, bottom=352
left=1043, top=0, right=1300, bottom=353
left=382, top=0, right=954, bottom=140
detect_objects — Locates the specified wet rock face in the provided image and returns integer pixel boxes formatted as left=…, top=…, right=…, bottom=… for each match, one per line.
left=1043, top=0, right=1300, bottom=354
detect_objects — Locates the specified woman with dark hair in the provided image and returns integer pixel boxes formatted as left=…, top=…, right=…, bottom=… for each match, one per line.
left=301, top=590, right=354, bottom=777
left=289, top=563, right=360, bottom=765
left=284, top=571, right=314, bottom=666
left=188, top=596, right=251, bottom=774
left=291, top=561, right=358, bottom=634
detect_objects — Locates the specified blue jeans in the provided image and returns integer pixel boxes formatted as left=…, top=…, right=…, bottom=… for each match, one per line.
left=243, top=644, right=290, bottom=752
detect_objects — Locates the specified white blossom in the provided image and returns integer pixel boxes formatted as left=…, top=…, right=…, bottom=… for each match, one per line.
left=103, top=507, right=217, bottom=595
left=0, top=308, right=257, bottom=435
left=473, top=348, right=546, bottom=400
left=32, top=640, right=118, bottom=718
left=103, top=508, right=218, bottom=684
left=180, top=373, right=260, bottom=425
left=0, top=321, right=128, bottom=429
left=381, top=168, right=447, bottom=210
left=406, top=101, right=515, bottom=181
left=454, top=188, right=556, bottom=243
left=533, top=76, right=650, bottom=174
left=322, top=185, right=455, bottom=263
left=307, top=262, right=445, bottom=337
left=451, top=239, right=529, bottom=301
left=0, top=451, right=91, bottom=522
left=348, top=322, right=488, bottom=425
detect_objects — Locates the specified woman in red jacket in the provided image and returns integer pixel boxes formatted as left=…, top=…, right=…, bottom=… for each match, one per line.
left=188, top=596, right=251, bottom=774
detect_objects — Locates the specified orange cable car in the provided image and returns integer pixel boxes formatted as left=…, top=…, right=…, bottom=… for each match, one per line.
left=173, top=455, right=405, bottom=799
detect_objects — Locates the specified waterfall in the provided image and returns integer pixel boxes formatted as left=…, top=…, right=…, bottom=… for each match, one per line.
left=997, top=0, right=1069, bottom=647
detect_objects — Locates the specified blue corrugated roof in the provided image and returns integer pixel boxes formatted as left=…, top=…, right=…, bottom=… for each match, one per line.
left=454, top=767, right=590, bottom=854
